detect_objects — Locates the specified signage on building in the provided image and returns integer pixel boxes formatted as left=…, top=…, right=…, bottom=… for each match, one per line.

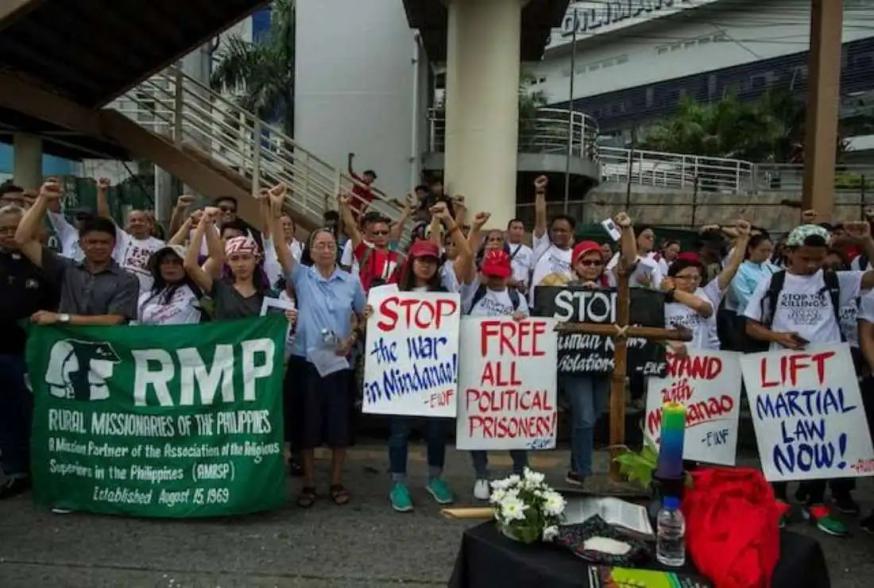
left=559, top=0, right=713, bottom=37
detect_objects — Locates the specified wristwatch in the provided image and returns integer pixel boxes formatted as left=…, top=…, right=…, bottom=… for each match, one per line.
left=58, top=313, right=71, bottom=324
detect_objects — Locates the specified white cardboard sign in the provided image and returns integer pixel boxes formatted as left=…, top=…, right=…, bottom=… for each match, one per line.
left=362, top=289, right=460, bottom=417
left=740, top=344, right=874, bottom=482
left=456, top=317, right=558, bottom=450
left=645, top=350, right=742, bottom=465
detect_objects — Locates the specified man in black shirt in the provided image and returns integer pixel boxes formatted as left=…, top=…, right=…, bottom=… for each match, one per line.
left=0, top=204, right=58, bottom=498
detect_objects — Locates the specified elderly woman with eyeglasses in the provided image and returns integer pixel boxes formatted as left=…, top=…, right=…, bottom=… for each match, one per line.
left=266, top=184, right=366, bottom=509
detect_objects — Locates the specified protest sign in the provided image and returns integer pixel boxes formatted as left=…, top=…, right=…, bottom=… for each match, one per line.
left=363, top=289, right=461, bottom=416
left=645, top=350, right=742, bottom=465
left=456, top=317, right=559, bottom=450
left=740, top=344, right=874, bottom=482
left=533, top=286, right=666, bottom=377
left=27, top=316, right=287, bottom=518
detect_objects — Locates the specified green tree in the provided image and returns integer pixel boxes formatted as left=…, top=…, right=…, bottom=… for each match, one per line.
left=641, top=91, right=809, bottom=162
left=211, top=0, right=295, bottom=135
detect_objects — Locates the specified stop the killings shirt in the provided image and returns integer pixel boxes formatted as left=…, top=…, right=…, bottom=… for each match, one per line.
left=744, top=270, right=863, bottom=350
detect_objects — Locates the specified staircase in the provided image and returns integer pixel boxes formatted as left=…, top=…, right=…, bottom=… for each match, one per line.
left=110, top=66, right=403, bottom=230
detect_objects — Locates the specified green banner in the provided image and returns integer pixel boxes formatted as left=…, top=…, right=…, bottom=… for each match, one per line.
left=27, top=316, right=288, bottom=518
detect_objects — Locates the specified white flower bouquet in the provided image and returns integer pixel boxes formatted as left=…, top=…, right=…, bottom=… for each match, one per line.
left=490, top=468, right=566, bottom=544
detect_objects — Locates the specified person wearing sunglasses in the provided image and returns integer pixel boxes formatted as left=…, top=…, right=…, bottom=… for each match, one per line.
left=558, top=213, right=637, bottom=488
left=661, top=220, right=750, bottom=353
left=339, top=191, right=401, bottom=292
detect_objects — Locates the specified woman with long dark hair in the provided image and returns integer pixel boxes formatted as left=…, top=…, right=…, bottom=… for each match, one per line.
left=137, top=244, right=203, bottom=325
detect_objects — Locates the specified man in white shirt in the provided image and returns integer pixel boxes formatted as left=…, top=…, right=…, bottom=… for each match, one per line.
left=95, top=178, right=164, bottom=293
left=506, top=218, right=533, bottom=294
left=530, top=176, right=575, bottom=301
left=263, top=212, right=303, bottom=288
left=745, top=222, right=874, bottom=537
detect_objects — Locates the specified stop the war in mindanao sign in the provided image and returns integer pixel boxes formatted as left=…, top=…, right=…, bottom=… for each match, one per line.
left=27, top=316, right=287, bottom=517
left=645, top=350, right=742, bottom=465
left=740, top=344, right=874, bottom=482
left=533, top=286, right=667, bottom=377
left=456, top=317, right=559, bottom=450
left=363, top=289, right=461, bottom=417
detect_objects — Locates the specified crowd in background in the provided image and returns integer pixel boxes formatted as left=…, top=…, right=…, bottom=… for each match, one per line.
left=3, top=169, right=874, bottom=537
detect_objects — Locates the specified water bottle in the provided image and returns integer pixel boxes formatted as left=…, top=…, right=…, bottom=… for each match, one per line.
left=656, top=496, right=686, bottom=567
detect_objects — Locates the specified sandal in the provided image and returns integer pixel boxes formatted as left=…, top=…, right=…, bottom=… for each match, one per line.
left=297, top=486, right=317, bottom=508
left=329, top=484, right=351, bottom=506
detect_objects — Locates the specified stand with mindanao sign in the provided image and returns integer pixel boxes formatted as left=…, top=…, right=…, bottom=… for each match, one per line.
left=740, top=344, right=874, bottom=482
left=27, top=316, right=288, bottom=517
left=363, top=288, right=461, bottom=417
left=456, top=317, right=559, bottom=450
left=645, top=350, right=743, bottom=465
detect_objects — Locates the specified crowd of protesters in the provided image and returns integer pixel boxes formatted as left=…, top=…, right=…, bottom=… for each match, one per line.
left=3, top=172, right=874, bottom=539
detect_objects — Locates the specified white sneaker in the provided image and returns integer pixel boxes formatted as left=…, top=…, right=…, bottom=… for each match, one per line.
left=51, top=507, right=73, bottom=515
left=473, top=479, right=490, bottom=501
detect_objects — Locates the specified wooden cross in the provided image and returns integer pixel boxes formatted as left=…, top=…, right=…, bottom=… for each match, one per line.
left=556, top=270, right=691, bottom=481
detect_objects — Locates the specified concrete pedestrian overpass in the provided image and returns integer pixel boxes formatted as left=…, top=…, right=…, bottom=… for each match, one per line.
left=0, top=0, right=578, bottom=229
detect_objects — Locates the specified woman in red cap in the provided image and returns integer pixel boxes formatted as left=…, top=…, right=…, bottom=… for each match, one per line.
left=560, top=213, right=638, bottom=487
left=372, top=205, right=475, bottom=513
left=462, top=246, right=532, bottom=500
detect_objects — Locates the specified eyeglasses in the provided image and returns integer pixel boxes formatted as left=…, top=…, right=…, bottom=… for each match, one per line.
left=675, top=274, right=701, bottom=281
left=219, top=206, right=237, bottom=213
left=371, top=230, right=389, bottom=236
left=578, top=260, right=604, bottom=267
left=312, top=243, right=337, bottom=251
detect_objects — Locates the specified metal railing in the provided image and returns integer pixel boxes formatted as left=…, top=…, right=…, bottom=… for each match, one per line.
left=111, top=67, right=403, bottom=229
left=598, top=146, right=756, bottom=194
left=427, top=107, right=599, bottom=160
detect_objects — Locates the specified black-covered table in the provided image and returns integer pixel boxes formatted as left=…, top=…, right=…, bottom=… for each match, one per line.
left=449, top=522, right=830, bottom=588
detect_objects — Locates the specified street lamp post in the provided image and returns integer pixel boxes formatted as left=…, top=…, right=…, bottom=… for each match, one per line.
left=563, top=8, right=578, bottom=215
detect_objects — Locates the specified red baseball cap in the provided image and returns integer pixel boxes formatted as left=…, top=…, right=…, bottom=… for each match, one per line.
left=675, top=251, right=701, bottom=264
left=408, top=239, right=440, bottom=261
left=481, top=249, right=512, bottom=278
left=572, top=240, right=603, bottom=263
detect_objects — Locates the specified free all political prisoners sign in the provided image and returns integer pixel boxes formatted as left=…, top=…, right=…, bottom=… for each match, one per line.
left=533, top=286, right=667, bottom=377
left=26, top=316, right=287, bottom=518
left=363, top=289, right=461, bottom=417
left=456, top=317, right=559, bottom=450
left=645, top=350, right=743, bottom=465
left=740, top=344, right=874, bottom=482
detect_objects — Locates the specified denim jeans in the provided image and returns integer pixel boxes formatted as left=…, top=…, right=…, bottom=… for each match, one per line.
left=561, top=373, right=609, bottom=477
left=388, top=417, right=447, bottom=481
left=0, top=354, right=31, bottom=478
left=470, top=450, right=528, bottom=478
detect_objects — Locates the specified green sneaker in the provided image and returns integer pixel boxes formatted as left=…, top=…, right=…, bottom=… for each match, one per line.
left=389, top=482, right=413, bottom=513
left=425, top=478, right=455, bottom=505
left=804, top=504, right=848, bottom=537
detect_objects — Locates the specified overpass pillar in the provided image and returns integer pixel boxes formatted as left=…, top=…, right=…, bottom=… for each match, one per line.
left=444, top=0, right=523, bottom=227
left=12, top=132, right=42, bottom=189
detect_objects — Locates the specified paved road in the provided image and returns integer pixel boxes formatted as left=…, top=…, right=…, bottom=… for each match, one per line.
left=1, top=444, right=873, bottom=587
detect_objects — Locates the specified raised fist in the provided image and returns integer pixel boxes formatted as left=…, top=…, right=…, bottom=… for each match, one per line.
left=176, top=194, right=195, bottom=208
left=472, top=211, right=491, bottom=229
left=614, top=212, right=632, bottom=229
left=39, top=179, right=62, bottom=200
left=534, top=175, right=548, bottom=192
left=97, top=177, right=111, bottom=191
